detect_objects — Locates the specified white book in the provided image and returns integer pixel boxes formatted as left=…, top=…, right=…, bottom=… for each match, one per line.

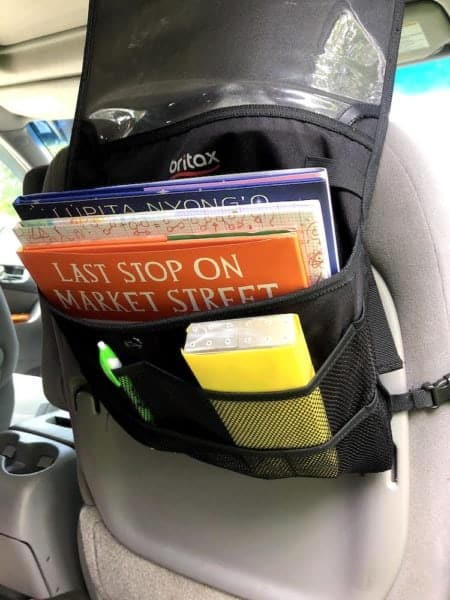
left=14, top=200, right=331, bottom=283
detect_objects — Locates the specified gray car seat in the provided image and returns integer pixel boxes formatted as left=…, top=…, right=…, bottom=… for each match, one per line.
left=0, top=287, right=18, bottom=431
left=40, top=118, right=450, bottom=600
left=0, top=286, right=49, bottom=430
left=0, top=165, right=56, bottom=430
left=23, top=165, right=48, bottom=196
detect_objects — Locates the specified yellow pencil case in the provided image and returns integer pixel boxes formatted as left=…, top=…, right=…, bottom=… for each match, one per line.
left=182, top=314, right=335, bottom=456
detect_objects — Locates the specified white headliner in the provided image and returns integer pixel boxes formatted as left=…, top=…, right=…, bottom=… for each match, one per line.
left=0, top=1, right=87, bottom=119
left=0, top=0, right=88, bottom=45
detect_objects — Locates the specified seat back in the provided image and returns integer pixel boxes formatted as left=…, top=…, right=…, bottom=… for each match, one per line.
left=0, top=287, right=18, bottom=431
left=0, top=163, right=58, bottom=429
left=38, top=117, right=450, bottom=599
left=36, top=1, right=450, bottom=596
left=0, top=167, right=49, bottom=432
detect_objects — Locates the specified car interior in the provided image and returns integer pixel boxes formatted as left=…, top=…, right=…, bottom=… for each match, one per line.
left=0, top=1, right=450, bottom=599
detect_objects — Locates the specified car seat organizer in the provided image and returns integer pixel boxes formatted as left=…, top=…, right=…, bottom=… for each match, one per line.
left=35, top=0, right=449, bottom=480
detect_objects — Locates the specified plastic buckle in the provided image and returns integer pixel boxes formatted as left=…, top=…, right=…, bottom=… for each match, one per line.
left=422, top=373, right=450, bottom=408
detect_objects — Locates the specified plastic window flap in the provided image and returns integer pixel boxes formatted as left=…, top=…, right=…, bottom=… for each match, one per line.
left=79, top=0, right=397, bottom=142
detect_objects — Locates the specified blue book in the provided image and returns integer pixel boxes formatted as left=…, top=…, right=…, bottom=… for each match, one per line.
left=14, top=167, right=325, bottom=207
left=14, top=169, right=340, bottom=274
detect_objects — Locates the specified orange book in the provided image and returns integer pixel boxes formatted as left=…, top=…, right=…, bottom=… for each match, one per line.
left=18, top=232, right=309, bottom=321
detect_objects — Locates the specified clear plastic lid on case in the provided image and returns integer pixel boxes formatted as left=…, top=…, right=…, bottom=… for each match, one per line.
left=184, top=314, right=299, bottom=354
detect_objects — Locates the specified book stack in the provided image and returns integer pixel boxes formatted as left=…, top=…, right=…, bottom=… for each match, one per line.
left=13, top=168, right=339, bottom=321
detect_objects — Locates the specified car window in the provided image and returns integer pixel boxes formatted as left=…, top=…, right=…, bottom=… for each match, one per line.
left=392, top=55, right=450, bottom=129
left=0, top=119, right=73, bottom=224
left=392, top=55, right=450, bottom=168
left=394, top=55, right=450, bottom=96
left=28, top=119, right=73, bottom=158
left=0, top=159, right=22, bottom=222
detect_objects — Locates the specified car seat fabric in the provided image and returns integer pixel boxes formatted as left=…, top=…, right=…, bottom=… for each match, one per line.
left=0, top=287, right=18, bottom=430
left=43, top=147, right=69, bottom=193
left=25, top=115, right=445, bottom=600
left=367, top=125, right=450, bottom=391
left=366, top=121, right=450, bottom=600
left=3, top=164, right=58, bottom=424
left=22, top=165, right=48, bottom=196
left=39, top=147, right=86, bottom=411
left=10, top=372, right=50, bottom=424
left=78, top=506, right=239, bottom=600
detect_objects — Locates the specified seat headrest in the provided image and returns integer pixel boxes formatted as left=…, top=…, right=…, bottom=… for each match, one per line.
left=22, top=165, right=48, bottom=195
left=42, top=146, right=70, bottom=193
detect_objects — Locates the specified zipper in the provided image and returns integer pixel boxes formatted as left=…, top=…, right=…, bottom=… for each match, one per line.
left=96, top=104, right=375, bottom=152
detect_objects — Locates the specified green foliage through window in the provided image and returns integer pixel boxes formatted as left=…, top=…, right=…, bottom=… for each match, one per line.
left=0, top=161, right=21, bottom=219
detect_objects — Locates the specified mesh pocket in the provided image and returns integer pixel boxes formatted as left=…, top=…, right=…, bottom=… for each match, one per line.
left=188, top=390, right=388, bottom=479
left=118, top=374, right=153, bottom=423
left=320, top=315, right=376, bottom=432
left=210, top=390, right=331, bottom=449
left=111, top=316, right=393, bottom=479
left=190, top=448, right=340, bottom=479
left=336, top=393, right=393, bottom=473
left=206, top=317, right=377, bottom=452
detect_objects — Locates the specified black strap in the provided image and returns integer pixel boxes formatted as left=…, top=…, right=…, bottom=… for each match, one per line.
left=366, top=268, right=403, bottom=374
left=390, top=374, right=450, bottom=413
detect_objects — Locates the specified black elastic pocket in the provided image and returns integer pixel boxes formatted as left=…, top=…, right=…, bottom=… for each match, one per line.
left=43, top=238, right=367, bottom=381
left=108, top=379, right=391, bottom=479
left=42, top=242, right=394, bottom=479
left=108, top=315, right=393, bottom=479
left=113, top=360, right=234, bottom=444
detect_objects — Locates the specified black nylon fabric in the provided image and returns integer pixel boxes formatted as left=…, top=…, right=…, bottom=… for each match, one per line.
left=69, top=109, right=373, bottom=188
left=38, top=0, right=406, bottom=479
left=366, top=267, right=403, bottom=374
left=67, top=109, right=372, bottom=265
left=42, top=239, right=366, bottom=381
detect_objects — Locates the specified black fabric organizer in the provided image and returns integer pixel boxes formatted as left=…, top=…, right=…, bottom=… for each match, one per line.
left=41, top=0, right=407, bottom=479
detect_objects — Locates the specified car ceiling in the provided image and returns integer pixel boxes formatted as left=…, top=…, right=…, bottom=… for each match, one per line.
left=0, top=0, right=449, bottom=124
left=0, top=0, right=87, bottom=121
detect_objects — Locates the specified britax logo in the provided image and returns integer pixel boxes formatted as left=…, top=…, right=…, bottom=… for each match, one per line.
left=169, top=151, right=220, bottom=179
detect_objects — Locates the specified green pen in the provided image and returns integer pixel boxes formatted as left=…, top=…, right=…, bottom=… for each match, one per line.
left=97, top=341, right=154, bottom=423
left=98, top=341, right=122, bottom=387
